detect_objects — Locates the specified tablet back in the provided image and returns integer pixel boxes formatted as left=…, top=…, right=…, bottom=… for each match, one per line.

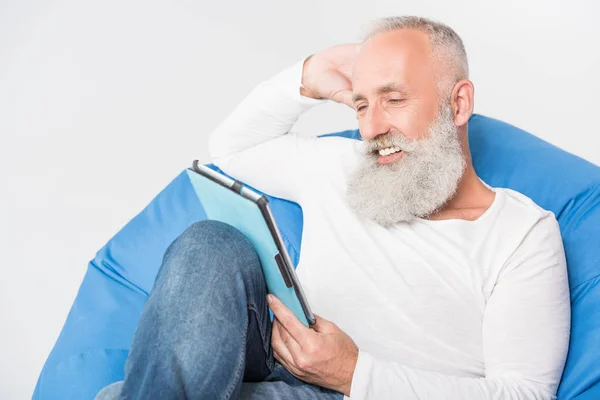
left=185, top=169, right=310, bottom=326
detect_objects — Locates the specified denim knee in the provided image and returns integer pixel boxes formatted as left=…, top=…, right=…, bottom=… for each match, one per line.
left=159, top=219, right=262, bottom=283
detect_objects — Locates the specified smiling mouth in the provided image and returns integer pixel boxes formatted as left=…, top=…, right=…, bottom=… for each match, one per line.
left=375, top=147, right=404, bottom=164
left=377, top=146, right=402, bottom=156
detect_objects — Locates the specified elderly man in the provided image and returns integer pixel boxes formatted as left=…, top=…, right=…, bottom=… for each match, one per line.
left=96, top=16, right=570, bottom=400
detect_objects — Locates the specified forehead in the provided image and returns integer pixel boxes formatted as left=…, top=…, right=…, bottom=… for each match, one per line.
left=352, top=29, right=435, bottom=95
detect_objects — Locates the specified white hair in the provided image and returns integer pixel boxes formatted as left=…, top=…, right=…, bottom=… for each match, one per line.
left=363, top=16, right=469, bottom=94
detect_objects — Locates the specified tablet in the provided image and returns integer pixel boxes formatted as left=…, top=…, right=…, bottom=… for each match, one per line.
left=188, top=160, right=315, bottom=327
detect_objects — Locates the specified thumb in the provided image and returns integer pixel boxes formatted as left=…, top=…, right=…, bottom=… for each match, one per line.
left=330, top=89, right=355, bottom=109
left=310, top=313, right=336, bottom=333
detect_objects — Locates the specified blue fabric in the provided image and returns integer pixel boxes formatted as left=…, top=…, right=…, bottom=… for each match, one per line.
left=33, top=114, right=600, bottom=399
left=96, top=220, right=342, bottom=399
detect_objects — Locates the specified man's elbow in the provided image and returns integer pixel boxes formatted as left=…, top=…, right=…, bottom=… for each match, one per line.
left=492, top=376, right=558, bottom=400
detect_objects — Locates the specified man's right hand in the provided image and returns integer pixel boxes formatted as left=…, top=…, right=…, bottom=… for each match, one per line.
left=300, top=44, right=361, bottom=108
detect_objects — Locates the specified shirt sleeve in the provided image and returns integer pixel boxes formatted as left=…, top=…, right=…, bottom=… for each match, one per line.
left=347, top=213, right=571, bottom=400
left=208, top=58, right=326, bottom=203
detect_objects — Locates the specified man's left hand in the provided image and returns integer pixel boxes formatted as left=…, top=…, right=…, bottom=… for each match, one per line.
left=267, top=294, right=359, bottom=396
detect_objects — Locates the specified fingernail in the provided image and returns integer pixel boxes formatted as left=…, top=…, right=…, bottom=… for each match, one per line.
left=267, top=294, right=273, bottom=304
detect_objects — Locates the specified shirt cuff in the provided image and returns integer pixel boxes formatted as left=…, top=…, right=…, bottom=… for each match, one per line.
left=347, top=349, right=374, bottom=399
left=267, top=56, right=327, bottom=106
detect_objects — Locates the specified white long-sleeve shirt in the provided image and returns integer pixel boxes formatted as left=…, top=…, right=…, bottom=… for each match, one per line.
left=208, top=60, right=571, bottom=399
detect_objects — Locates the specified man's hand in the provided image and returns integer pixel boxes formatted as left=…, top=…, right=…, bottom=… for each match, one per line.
left=268, top=294, right=359, bottom=397
left=301, top=44, right=361, bottom=108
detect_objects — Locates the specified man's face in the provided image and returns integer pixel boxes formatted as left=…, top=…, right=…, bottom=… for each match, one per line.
left=346, top=29, right=466, bottom=226
left=352, top=29, right=441, bottom=156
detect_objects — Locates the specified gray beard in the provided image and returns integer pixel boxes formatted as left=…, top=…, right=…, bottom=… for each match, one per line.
left=345, top=104, right=466, bottom=227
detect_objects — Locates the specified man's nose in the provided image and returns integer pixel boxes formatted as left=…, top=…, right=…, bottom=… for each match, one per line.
left=360, top=105, right=391, bottom=141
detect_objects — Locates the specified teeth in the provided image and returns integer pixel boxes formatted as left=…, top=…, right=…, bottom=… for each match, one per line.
left=378, top=146, right=401, bottom=156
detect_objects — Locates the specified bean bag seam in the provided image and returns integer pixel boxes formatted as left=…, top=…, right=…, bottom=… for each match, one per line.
left=572, top=273, right=600, bottom=292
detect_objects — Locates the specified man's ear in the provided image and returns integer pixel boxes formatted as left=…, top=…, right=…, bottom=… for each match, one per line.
left=450, top=79, right=475, bottom=127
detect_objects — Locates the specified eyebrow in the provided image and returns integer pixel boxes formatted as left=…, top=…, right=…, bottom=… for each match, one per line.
left=352, top=83, right=408, bottom=103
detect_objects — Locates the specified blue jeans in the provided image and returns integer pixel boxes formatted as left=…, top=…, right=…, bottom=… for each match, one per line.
left=95, top=220, right=343, bottom=400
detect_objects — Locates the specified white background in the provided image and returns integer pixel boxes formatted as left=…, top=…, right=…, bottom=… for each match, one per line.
left=1, top=0, right=599, bottom=398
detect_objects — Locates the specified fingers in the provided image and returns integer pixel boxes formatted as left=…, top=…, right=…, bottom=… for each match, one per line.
left=273, top=347, right=302, bottom=378
left=275, top=319, right=302, bottom=352
left=272, top=320, right=306, bottom=379
left=267, top=295, right=313, bottom=347
left=309, top=313, right=336, bottom=334
left=271, top=319, right=295, bottom=365
left=331, top=43, right=361, bottom=64
left=331, top=89, right=355, bottom=109
left=310, top=313, right=327, bottom=332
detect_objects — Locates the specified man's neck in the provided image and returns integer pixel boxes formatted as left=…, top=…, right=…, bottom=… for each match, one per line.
left=428, top=164, right=495, bottom=221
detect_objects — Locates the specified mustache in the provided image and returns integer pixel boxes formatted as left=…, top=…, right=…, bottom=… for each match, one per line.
left=362, top=129, right=418, bottom=154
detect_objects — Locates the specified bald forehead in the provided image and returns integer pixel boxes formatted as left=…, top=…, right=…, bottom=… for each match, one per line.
left=352, top=29, right=437, bottom=96
left=359, top=28, right=432, bottom=58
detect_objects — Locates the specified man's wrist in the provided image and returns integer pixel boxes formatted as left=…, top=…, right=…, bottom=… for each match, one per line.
left=300, top=55, right=322, bottom=100
left=339, top=344, right=359, bottom=396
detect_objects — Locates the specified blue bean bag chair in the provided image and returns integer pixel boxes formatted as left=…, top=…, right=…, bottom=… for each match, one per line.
left=33, top=114, right=600, bottom=400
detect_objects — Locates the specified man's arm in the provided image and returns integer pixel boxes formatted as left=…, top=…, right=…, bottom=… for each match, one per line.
left=208, top=45, right=358, bottom=203
left=208, top=58, right=325, bottom=203
left=349, top=213, right=571, bottom=399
